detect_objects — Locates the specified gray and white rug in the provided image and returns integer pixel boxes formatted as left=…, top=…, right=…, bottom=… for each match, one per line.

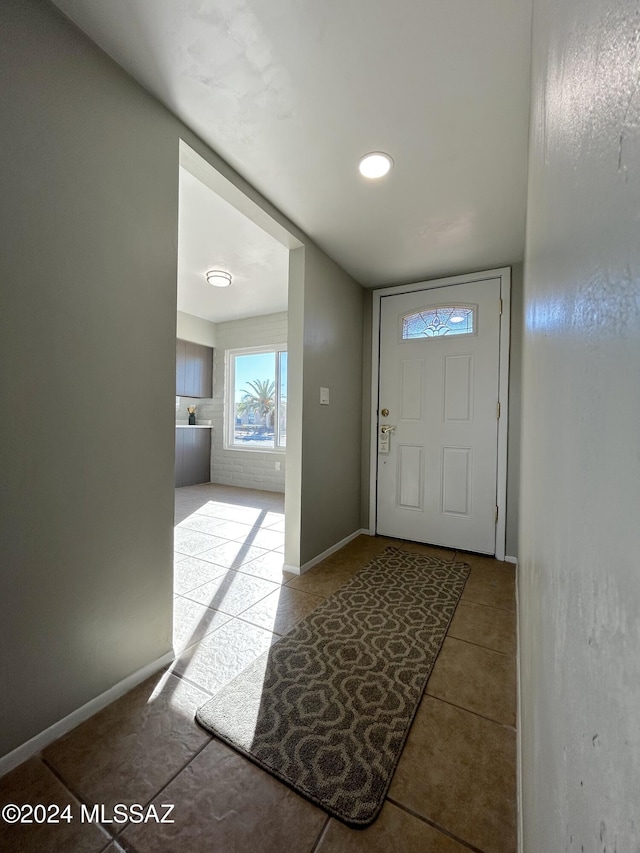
left=196, top=546, right=469, bottom=826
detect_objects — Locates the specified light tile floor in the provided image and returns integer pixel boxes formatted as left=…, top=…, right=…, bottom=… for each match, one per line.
left=0, top=484, right=517, bottom=853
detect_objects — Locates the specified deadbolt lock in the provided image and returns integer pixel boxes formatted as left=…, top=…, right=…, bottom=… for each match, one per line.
left=381, top=408, right=389, bottom=417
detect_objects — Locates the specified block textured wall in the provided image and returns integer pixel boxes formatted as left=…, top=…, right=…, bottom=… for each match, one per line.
left=211, top=312, right=287, bottom=492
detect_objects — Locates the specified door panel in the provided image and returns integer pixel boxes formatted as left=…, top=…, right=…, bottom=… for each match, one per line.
left=441, top=446, right=471, bottom=515
left=397, top=445, right=423, bottom=509
left=400, top=360, right=424, bottom=419
left=376, top=278, right=501, bottom=553
left=443, top=355, right=473, bottom=422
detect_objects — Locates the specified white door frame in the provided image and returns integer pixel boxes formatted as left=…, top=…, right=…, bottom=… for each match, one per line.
left=369, top=267, right=511, bottom=560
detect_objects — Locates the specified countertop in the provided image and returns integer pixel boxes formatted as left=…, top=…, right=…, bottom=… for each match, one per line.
left=176, top=420, right=212, bottom=429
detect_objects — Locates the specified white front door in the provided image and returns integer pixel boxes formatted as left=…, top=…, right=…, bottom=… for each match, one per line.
left=376, top=278, right=502, bottom=553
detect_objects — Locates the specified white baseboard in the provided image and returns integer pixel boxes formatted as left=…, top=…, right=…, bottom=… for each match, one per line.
left=0, top=651, right=174, bottom=779
left=505, top=555, right=518, bottom=564
left=284, top=528, right=369, bottom=576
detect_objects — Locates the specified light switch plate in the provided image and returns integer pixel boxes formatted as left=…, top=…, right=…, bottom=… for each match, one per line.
left=320, top=387, right=330, bottom=405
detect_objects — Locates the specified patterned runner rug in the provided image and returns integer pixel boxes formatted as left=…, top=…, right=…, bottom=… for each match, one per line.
left=196, top=546, right=469, bottom=826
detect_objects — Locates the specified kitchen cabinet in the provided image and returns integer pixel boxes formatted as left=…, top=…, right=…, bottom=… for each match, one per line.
left=176, top=339, right=213, bottom=398
left=175, top=428, right=211, bottom=487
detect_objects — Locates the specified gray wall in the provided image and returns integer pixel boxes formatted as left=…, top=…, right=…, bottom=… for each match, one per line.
left=284, top=248, right=306, bottom=569
left=518, top=0, right=640, bottom=849
left=210, top=312, right=287, bottom=493
left=0, top=0, right=177, bottom=760
left=0, top=0, right=365, bottom=760
left=176, top=311, right=217, bottom=348
left=299, top=244, right=365, bottom=565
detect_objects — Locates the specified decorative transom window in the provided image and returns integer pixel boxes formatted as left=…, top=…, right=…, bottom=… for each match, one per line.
left=401, top=306, right=475, bottom=339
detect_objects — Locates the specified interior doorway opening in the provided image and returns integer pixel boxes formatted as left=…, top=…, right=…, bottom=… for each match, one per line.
left=172, top=142, right=303, bottom=653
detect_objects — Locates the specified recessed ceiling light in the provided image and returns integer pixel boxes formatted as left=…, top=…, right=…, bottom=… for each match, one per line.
left=206, top=270, right=232, bottom=287
left=358, top=152, right=393, bottom=179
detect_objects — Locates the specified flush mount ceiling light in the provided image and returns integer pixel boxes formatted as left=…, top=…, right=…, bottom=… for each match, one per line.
left=358, top=152, right=393, bottom=179
left=206, top=270, right=232, bottom=288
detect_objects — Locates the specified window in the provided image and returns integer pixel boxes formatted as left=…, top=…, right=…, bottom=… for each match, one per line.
left=226, top=345, right=287, bottom=451
left=401, top=306, right=475, bottom=339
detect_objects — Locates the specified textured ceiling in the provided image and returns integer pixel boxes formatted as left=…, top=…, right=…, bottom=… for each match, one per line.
left=53, top=0, right=532, bottom=288
left=178, top=167, right=288, bottom=323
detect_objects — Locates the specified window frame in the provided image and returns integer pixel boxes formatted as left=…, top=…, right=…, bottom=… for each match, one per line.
left=224, top=344, right=287, bottom=453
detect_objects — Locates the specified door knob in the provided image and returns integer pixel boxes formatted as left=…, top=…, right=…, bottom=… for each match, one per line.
left=380, top=424, right=396, bottom=434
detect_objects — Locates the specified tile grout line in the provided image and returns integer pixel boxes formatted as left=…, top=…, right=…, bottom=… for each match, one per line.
left=444, top=631, right=515, bottom=658
left=232, top=613, right=288, bottom=638
left=236, top=587, right=328, bottom=618
left=423, top=692, right=517, bottom=732
left=103, top=738, right=215, bottom=846
left=174, top=561, right=288, bottom=596
left=101, top=835, right=126, bottom=853
left=44, top=736, right=215, bottom=843
left=178, top=585, right=276, bottom=614
left=173, top=595, right=235, bottom=646
left=113, top=738, right=214, bottom=839
left=308, top=814, right=331, bottom=853
left=386, top=797, right=487, bottom=853
left=174, top=588, right=235, bottom=611
left=194, top=539, right=284, bottom=557
left=231, top=593, right=326, bottom=637
left=40, top=755, right=118, bottom=844
left=40, top=753, right=95, bottom=806
left=153, top=666, right=215, bottom=696
left=459, top=596, right=516, bottom=615
left=169, top=617, right=281, bottom=696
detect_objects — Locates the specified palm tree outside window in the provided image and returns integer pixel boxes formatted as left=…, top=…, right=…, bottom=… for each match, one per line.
left=226, top=345, right=287, bottom=450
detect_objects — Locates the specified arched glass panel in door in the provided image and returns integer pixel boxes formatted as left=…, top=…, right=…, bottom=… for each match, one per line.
left=401, top=305, right=475, bottom=339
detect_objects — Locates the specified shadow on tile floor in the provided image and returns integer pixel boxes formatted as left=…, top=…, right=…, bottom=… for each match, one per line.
left=0, top=484, right=517, bottom=853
